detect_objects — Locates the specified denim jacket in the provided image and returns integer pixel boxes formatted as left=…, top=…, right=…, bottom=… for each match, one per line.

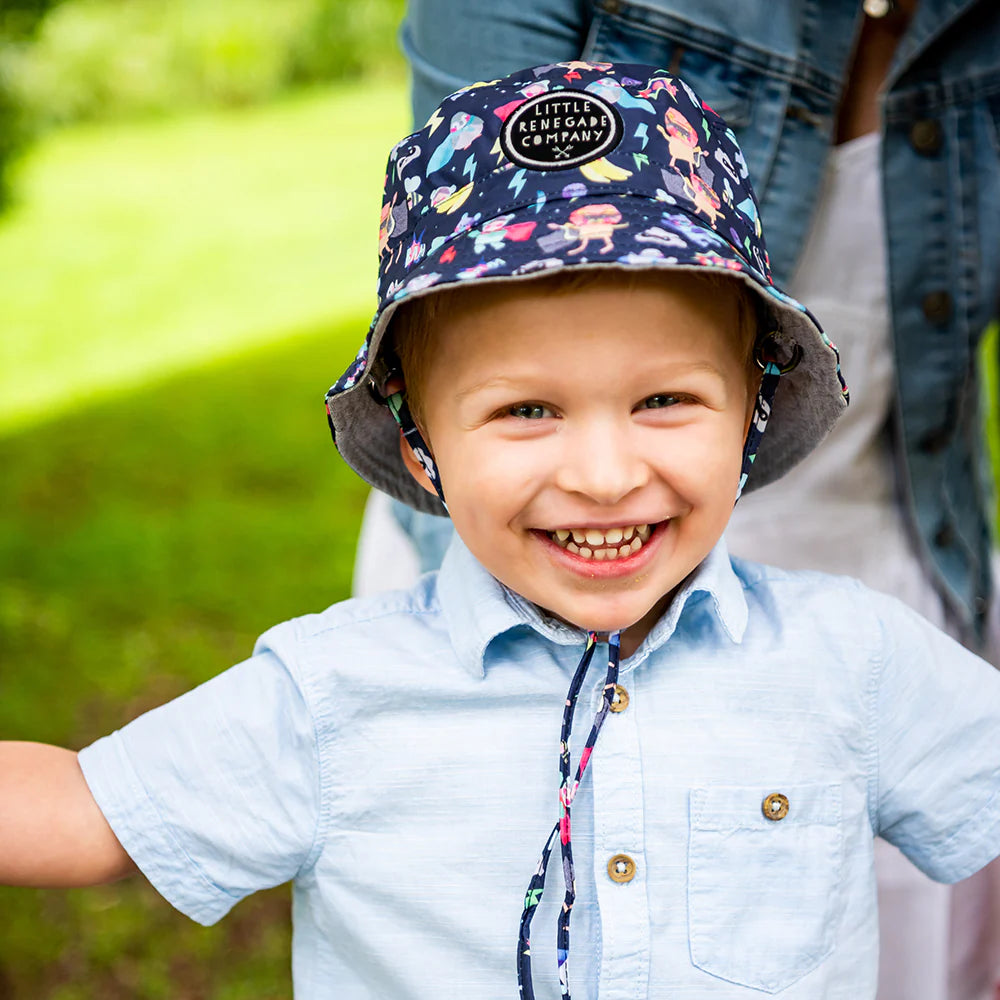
left=578, top=0, right=999, bottom=638
left=400, top=0, right=998, bottom=637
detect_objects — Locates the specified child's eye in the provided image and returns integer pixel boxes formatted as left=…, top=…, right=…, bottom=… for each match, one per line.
left=508, top=403, right=554, bottom=419
left=640, top=394, right=683, bottom=409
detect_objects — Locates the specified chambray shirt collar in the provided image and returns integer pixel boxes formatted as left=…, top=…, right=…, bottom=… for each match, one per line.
left=438, top=535, right=748, bottom=678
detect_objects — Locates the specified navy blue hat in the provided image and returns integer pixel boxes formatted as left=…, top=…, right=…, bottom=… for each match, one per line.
left=326, top=61, right=848, bottom=514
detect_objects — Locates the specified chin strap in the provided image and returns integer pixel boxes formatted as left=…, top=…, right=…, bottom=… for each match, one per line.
left=375, top=372, right=448, bottom=510
left=517, top=631, right=621, bottom=1000
left=736, top=334, right=802, bottom=502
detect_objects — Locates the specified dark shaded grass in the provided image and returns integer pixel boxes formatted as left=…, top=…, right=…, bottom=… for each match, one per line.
left=0, top=316, right=370, bottom=998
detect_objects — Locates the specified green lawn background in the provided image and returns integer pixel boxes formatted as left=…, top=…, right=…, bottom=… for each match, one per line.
left=0, top=80, right=406, bottom=998
left=0, top=80, right=406, bottom=430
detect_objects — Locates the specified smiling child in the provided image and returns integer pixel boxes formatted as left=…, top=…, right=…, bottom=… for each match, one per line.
left=3, top=62, right=1000, bottom=1000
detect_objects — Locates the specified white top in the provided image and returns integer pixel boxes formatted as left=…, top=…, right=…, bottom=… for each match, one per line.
left=725, top=134, right=948, bottom=631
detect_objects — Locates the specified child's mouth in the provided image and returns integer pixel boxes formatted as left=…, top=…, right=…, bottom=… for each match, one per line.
left=547, top=523, right=655, bottom=561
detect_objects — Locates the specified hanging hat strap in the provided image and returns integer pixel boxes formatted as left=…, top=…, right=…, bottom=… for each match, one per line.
left=518, top=631, right=621, bottom=1000
left=383, top=386, right=448, bottom=509
left=736, top=335, right=802, bottom=502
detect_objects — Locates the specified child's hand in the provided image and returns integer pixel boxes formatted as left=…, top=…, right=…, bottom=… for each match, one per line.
left=0, top=741, right=137, bottom=887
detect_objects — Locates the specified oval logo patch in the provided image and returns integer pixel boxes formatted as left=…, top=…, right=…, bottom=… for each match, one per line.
left=501, top=90, right=624, bottom=172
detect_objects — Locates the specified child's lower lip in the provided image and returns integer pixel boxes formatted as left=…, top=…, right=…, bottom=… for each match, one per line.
left=534, top=522, right=666, bottom=577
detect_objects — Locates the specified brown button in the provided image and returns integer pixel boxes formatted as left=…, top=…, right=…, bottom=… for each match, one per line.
left=922, top=290, right=952, bottom=325
left=762, top=792, right=789, bottom=821
left=609, top=684, right=630, bottom=713
left=607, top=854, right=636, bottom=883
left=602, top=0, right=623, bottom=12
left=910, top=119, right=943, bottom=155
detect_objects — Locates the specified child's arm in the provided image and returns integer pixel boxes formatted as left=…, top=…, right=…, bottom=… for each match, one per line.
left=0, top=741, right=137, bottom=887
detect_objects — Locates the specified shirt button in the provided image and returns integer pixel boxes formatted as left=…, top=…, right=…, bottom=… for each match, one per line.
left=910, top=118, right=943, bottom=155
left=762, top=792, right=789, bottom=821
left=922, top=290, right=952, bottom=325
left=609, top=684, right=630, bottom=713
left=607, top=854, right=636, bottom=883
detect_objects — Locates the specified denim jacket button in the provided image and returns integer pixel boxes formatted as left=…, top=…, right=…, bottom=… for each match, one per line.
left=934, top=523, right=955, bottom=548
left=910, top=118, right=943, bottom=155
left=607, top=854, right=636, bottom=883
left=609, top=684, right=630, bottom=712
left=922, top=290, right=953, bottom=325
left=863, top=0, right=895, bottom=16
left=601, top=0, right=623, bottom=13
left=918, top=425, right=952, bottom=454
left=762, top=792, right=789, bottom=820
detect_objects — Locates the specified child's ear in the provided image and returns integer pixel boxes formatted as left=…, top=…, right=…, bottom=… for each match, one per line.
left=398, top=432, right=439, bottom=498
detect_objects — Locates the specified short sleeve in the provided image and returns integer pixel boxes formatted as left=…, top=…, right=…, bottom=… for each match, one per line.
left=78, top=644, right=322, bottom=925
left=874, top=592, right=1000, bottom=882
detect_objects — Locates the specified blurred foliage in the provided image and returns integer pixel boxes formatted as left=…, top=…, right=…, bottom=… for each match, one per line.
left=984, top=321, right=1000, bottom=537
left=0, top=318, right=369, bottom=998
left=0, top=0, right=405, bottom=209
left=0, top=0, right=61, bottom=207
left=6, top=0, right=406, bottom=127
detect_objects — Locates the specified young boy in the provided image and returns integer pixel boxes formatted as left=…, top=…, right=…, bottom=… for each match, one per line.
left=3, top=62, right=1000, bottom=999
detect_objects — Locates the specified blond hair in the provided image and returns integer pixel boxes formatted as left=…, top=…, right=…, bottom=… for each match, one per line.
left=391, top=268, right=762, bottom=424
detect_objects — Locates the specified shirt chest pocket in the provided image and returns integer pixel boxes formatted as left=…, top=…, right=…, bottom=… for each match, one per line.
left=687, top=783, right=843, bottom=993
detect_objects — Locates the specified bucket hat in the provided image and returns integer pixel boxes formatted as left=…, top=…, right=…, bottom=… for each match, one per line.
left=325, top=61, right=848, bottom=514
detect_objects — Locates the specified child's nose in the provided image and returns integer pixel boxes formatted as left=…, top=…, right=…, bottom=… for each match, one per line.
left=553, top=422, right=650, bottom=505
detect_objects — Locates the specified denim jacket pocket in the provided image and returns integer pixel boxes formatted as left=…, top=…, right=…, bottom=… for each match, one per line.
left=687, top=783, right=842, bottom=993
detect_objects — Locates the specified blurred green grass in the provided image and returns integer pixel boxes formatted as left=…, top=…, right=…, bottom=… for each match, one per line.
left=0, top=78, right=405, bottom=998
left=0, top=78, right=407, bottom=430
left=0, top=321, right=372, bottom=998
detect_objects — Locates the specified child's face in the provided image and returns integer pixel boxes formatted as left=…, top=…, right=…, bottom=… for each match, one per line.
left=401, top=272, right=756, bottom=653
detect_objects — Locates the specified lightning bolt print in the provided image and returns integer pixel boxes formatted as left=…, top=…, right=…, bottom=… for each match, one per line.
left=509, top=168, right=527, bottom=199
left=463, top=154, right=478, bottom=182
left=425, top=107, right=445, bottom=137
left=634, top=122, right=649, bottom=150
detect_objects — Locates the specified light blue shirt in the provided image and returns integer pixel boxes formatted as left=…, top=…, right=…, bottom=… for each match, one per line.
left=79, top=538, right=1000, bottom=999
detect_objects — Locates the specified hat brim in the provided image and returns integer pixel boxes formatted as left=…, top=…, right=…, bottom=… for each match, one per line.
left=327, top=194, right=847, bottom=516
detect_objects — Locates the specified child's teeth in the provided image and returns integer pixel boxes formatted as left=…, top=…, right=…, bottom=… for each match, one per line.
left=549, top=522, right=660, bottom=559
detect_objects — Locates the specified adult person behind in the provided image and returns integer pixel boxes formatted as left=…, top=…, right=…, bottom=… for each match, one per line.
left=354, top=1, right=1000, bottom=997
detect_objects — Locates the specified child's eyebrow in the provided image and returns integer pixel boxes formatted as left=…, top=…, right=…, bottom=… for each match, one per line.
left=456, top=362, right=730, bottom=400
left=455, top=375, right=525, bottom=400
